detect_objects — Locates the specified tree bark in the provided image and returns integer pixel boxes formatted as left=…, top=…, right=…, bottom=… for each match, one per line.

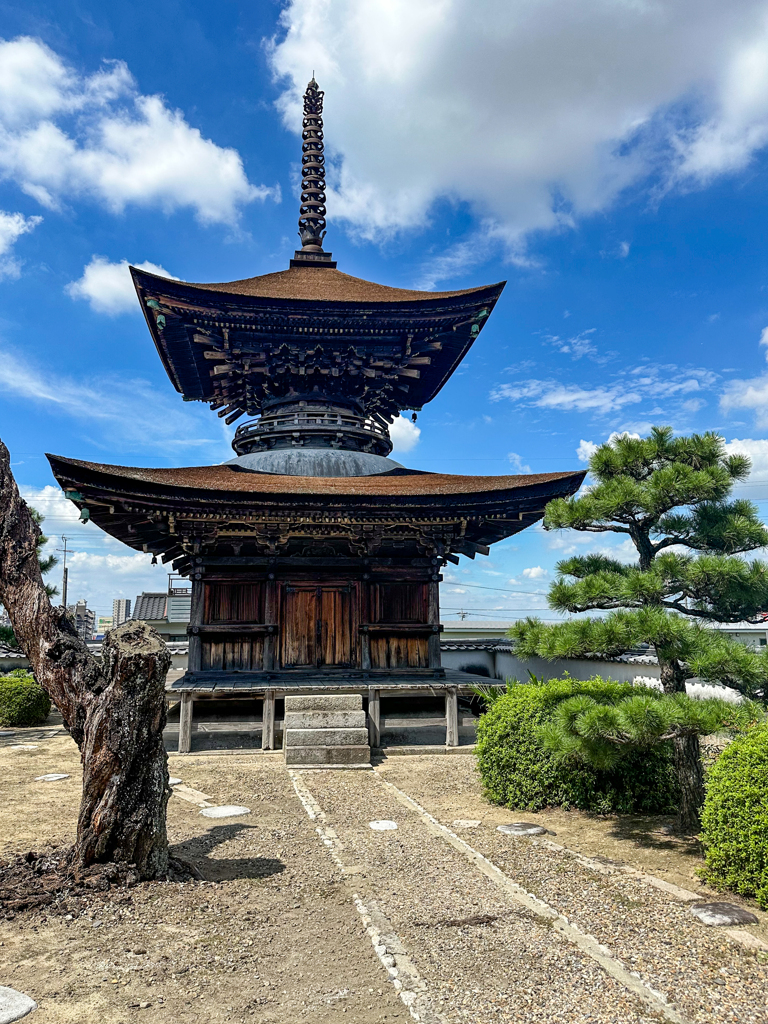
left=0, top=440, right=171, bottom=879
left=656, top=653, right=704, bottom=831
left=672, top=732, right=705, bottom=833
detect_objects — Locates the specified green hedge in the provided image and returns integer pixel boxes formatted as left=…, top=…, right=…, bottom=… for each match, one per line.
left=475, top=676, right=678, bottom=814
left=0, top=671, right=51, bottom=727
left=701, top=723, right=768, bottom=908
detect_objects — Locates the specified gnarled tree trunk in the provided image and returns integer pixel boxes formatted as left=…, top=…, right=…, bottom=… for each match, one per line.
left=0, top=440, right=171, bottom=879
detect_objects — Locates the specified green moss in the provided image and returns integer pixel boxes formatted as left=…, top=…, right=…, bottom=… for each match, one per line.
left=0, top=671, right=51, bottom=727
left=701, top=722, right=768, bottom=908
left=475, top=676, right=678, bottom=814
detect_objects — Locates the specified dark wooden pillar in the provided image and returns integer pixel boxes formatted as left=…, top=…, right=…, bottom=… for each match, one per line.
left=263, top=576, right=277, bottom=671
left=428, top=578, right=441, bottom=670
left=188, top=575, right=204, bottom=673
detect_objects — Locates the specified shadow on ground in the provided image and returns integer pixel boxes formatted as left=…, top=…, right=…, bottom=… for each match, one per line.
left=171, top=822, right=286, bottom=882
left=605, top=814, right=703, bottom=858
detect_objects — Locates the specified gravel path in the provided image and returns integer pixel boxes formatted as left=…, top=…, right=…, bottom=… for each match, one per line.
left=297, top=767, right=676, bottom=1024
left=3, top=737, right=767, bottom=1024
left=376, top=755, right=768, bottom=1024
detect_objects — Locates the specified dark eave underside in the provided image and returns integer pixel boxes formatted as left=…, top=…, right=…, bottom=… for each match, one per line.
left=131, top=267, right=505, bottom=418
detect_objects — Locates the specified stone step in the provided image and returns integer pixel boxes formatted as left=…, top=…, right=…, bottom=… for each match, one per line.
left=284, top=694, right=362, bottom=712
left=284, top=711, right=367, bottom=730
left=285, top=727, right=369, bottom=747
left=285, top=744, right=371, bottom=766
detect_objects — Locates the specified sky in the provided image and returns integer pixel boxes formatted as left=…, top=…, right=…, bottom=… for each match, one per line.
left=3, top=1, right=768, bottom=621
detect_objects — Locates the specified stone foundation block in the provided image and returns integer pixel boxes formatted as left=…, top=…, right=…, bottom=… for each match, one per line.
left=283, top=711, right=367, bottom=730
left=284, top=694, right=363, bottom=712
left=285, top=744, right=371, bottom=765
left=285, top=727, right=369, bottom=747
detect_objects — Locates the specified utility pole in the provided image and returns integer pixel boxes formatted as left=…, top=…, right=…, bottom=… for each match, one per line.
left=57, top=536, right=71, bottom=609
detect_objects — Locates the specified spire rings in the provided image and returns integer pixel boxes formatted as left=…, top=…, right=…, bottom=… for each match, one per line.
left=298, top=79, right=327, bottom=250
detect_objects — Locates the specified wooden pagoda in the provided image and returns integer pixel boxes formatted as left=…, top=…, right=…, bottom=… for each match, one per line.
left=48, top=79, right=584, bottom=750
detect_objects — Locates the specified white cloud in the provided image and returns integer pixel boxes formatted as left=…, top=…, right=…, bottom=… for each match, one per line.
left=17, top=484, right=160, bottom=615
left=577, top=439, right=599, bottom=463
left=389, top=414, right=421, bottom=454
left=546, top=329, right=597, bottom=360
left=0, top=344, right=230, bottom=457
left=723, top=437, right=768, bottom=498
left=507, top=452, right=532, bottom=474
left=493, top=365, right=716, bottom=418
left=722, top=375, right=768, bottom=426
left=723, top=327, right=768, bottom=427
left=66, top=256, right=177, bottom=315
left=491, top=380, right=642, bottom=414
left=0, top=208, right=40, bottom=277
left=0, top=36, right=274, bottom=225
left=522, top=566, right=548, bottom=579
left=269, top=0, right=768, bottom=264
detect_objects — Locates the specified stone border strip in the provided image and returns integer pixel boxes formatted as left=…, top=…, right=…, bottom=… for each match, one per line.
left=288, top=770, right=448, bottom=1024
left=534, top=837, right=703, bottom=900
left=377, top=773, right=691, bottom=1024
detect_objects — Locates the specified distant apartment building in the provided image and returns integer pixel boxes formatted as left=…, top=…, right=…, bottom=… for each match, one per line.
left=67, top=599, right=95, bottom=641
left=112, top=598, right=131, bottom=627
left=95, top=615, right=113, bottom=638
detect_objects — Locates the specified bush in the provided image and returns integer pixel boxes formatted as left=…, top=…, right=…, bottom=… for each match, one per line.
left=475, top=676, right=678, bottom=814
left=701, top=722, right=768, bottom=908
left=0, top=671, right=51, bottom=727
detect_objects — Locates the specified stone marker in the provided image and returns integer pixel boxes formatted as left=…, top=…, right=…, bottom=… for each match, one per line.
left=689, top=902, right=759, bottom=926
left=369, top=820, right=398, bottom=831
left=452, top=819, right=481, bottom=829
left=168, top=777, right=182, bottom=786
left=0, top=985, right=37, bottom=1023
left=497, top=822, right=549, bottom=836
left=34, top=773, right=69, bottom=782
left=199, top=805, right=251, bottom=819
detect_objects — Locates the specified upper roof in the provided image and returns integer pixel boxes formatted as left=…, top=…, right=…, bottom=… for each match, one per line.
left=182, top=265, right=494, bottom=304
left=131, top=267, right=505, bottom=423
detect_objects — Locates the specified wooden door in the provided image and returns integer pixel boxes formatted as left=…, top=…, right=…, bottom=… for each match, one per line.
left=281, top=586, right=354, bottom=668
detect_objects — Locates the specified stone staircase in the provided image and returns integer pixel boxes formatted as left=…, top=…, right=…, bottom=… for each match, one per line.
left=283, top=694, right=371, bottom=767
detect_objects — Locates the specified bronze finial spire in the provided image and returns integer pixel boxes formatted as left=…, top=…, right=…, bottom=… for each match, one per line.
left=291, top=77, right=336, bottom=268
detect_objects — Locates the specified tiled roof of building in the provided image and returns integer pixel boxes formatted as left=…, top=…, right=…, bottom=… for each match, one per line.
left=132, top=593, right=167, bottom=622
left=135, top=265, right=500, bottom=305
left=48, top=457, right=584, bottom=499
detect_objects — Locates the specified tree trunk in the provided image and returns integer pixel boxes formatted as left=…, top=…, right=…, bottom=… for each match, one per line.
left=657, top=653, right=688, bottom=694
left=0, top=440, right=171, bottom=879
left=672, top=732, right=705, bottom=833
left=657, top=653, right=703, bottom=831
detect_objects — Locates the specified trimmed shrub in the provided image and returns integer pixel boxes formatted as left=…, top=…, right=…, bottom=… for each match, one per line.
left=475, top=676, right=678, bottom=814
left=0, top=671, right=51, bottom=727
left=701, top=723, right=768, bottom=908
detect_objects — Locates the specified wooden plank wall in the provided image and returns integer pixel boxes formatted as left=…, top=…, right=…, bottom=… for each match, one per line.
left=194, top=574, right=439, bottom=673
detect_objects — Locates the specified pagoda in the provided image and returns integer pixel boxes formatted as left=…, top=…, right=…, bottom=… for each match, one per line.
left=48, top=79, right=584, bottom=751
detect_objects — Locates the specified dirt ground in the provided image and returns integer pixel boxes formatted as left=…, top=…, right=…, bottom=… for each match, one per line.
left=1, top=730, right=767, bottom=1024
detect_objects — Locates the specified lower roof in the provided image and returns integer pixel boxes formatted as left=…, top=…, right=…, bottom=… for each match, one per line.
left=47, top=454, right=585, bottom=569
left=48, top=455, right=581, bottom=500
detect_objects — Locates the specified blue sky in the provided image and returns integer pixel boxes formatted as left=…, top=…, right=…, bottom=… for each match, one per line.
left=3, top=0, right=768, bottom=621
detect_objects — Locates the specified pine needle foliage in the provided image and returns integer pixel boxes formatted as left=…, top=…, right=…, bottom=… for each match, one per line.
left=514, top=428, right=768, bottom=700
left=539, top=691, right=759, bottom=770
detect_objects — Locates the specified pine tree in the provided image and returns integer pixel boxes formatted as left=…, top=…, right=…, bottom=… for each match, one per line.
left=512, top=427, right=768, bottom=829
left=537, top=689, right=758, bottom=829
